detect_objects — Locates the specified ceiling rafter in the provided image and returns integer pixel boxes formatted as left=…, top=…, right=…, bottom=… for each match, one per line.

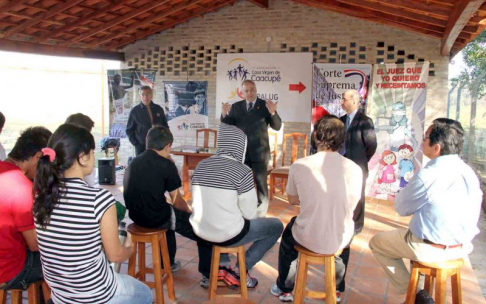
left=294, top=0, right=444, bottom=38
left=0, top=0, right=30, bottom=15
left=89, top=0, right=208, bottom=48
left=60, top=0, right=173, bottom=46
left=441, top=0, right=485, bottom=56
left=2, top=0, right=85, bottom=39
left=33, top=0, right=132, bottom=43
left=109, top=0, right=236, bottom=50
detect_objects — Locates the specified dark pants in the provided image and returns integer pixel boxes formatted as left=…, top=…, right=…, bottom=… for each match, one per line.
left=161, top=209, right=212, bottom=278
left=1, top=250, right=43, bottom=291
left=244, top=159, right=269, bottom=217
left=353, top=171, right=367, bottom=234
left=135, top=144, right=146, bottom=156
left=276, top=217, right=345, bottom=293
left=339, top=172, right=367, bottom=292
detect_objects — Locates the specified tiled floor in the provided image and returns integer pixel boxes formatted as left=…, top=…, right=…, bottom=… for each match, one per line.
left=6, top=185, right=486, bottom=303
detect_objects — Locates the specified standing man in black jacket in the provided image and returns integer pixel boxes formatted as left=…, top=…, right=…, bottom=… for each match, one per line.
left=221, top=80, right=282, bottom=217
left=338, top=89, right=377, bottom=296
left=126, top=86, right=169, bottom=156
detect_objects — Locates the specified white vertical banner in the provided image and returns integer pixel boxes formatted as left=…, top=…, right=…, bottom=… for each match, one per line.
left=216, top=53, right=313, bottom=122
left=366, top=62, right=429, bottom=201
left=312, top=63, right=372, bottom=123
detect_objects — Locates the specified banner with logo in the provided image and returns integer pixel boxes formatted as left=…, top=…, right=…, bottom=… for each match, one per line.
left=366, top=62, right=429, bottom=201
left=216, top=53, right=313, bottom=122
left=312, top=63, right=372, bottom=124
left=164, top=81, right=208, bottom=136
left=107, top=69, right=157, bottom=138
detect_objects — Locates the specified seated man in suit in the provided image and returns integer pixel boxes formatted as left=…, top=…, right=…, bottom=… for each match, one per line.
left=190, top=123, right=283, bottom=289
left=370, top=118, right=482, bottom=300
left=123, top=126, right=212, bottom=283
left=270, top=115, right=362, bottom=302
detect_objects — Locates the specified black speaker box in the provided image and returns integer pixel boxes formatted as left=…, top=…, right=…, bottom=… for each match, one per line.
left=98, top=158, right=116, bottom=185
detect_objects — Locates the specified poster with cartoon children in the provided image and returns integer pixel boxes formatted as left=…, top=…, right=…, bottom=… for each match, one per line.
left=367, top=62, right=429, bottom=200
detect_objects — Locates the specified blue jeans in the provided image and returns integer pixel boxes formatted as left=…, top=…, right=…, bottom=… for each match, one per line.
left=106, top=273, right=152, bottom=304
left=1, top=250, right=43, bottom=291
left=221, top=218, right=283, bottom=270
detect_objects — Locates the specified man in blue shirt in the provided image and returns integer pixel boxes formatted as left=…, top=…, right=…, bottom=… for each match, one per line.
left=369, top=118, right=482, bottom=297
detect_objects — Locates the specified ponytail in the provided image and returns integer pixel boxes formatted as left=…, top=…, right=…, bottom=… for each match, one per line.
left=34, top=155, right=63, bottom=229
left=33, top=124, right=95, bottom=229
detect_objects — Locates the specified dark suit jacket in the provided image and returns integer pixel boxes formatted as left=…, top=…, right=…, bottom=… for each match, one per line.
left=341, top=111, right=377, bottom=177
left=126, top=101, right=168, bottom=152
left=221, top=98, right=282, bottom=163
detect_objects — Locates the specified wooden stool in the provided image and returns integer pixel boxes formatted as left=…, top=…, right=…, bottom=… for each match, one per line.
left=0, top=280, right=51, bottom=304
left=293, top=245, right=342, bottom=304
left=127, top=224, right=175, bottom=304
left=204, top=298, right=255, bottom=304
left=405, top=259, right=464, bottom=304
left=209, top=245, right=248, bottom=300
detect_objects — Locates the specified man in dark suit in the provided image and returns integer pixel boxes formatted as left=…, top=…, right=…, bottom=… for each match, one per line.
left=338, top=89, right=377, bottom=295
left=126, top=86, right=169, bottom=156
left=221, top=80, right=282, bottom=217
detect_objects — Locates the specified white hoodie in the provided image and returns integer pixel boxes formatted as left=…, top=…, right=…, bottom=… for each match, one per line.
left=189, top=123, right=258, bottom=243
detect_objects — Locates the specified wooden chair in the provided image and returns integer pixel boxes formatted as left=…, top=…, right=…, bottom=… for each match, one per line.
left=196, top=128, right=217, bottom=148
left=209, top=245, right=248, bottom=300
left=405, top=259, right=464, bottom=304
left=269, top=133, right=308, bottom=200
left=0, top=280, right=51, bottom=304
left=293, top=245, right=342, bottom=304
left=267, top=131, right=278, bottom=174
left=127, top=224, right=175, bottom=304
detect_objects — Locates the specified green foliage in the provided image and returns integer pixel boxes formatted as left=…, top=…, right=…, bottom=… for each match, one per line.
left=452, top=30, right=486, bottom=98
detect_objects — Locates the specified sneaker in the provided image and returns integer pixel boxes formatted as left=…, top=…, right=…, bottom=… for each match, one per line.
left=171, top=260, right=181, bottom=273
left=245, top=272, right=258, bottom=288
left=270, top=283, right=294, bottom=302
left=200, top=275, right=209, bottom=289
left=336, top=291, right=341, bottom=303
left=218, top=265, right=230, bottom=280
left=223, top=269, right=259, bottom=288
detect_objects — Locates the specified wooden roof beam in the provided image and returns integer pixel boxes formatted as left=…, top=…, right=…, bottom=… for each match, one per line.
left=0, top=0, right=30, bottom=15
left=293, top=0, right=443, bottom=38
left=246, top=0, right=269, bottom=8
left=441, top=0, right=484, bottom=56
left=33, top=0, right=130, bottom=43
left=88, top=0, right=207, bottom=48
left=0, top=38, right=125, bottom=61
left=335, top=0, right=449, bottom=28
left=1, top=0, right=85, bottom=39
left=60, top=0, right=172, bottom=46
left=110, top=0, right=236, bottom=50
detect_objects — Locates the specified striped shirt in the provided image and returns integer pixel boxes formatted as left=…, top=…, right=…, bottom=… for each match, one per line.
left=190, top=123, right=258, bottom=243
left=35, top=178, right=117, bottom=303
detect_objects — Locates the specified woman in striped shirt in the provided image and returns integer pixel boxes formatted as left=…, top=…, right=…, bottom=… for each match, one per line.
left=33, top=124, right=152, bottom=304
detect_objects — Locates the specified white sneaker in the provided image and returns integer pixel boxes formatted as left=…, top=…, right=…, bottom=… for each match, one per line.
left=171, top=260, right=181, bottom=273
left=270, top=283, right=294, bottom=302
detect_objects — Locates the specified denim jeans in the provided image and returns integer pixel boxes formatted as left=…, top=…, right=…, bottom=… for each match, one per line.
left=105, top=273, right=152, bottom=304
left=1, top=250, right=43, bottom=291
left=159, top=208, right=212, bottom=278
left=220, top=217, right=283, bottom=270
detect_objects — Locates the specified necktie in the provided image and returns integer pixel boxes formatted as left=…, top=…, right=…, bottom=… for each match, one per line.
left=147, top=104, right=154, bottom=126
left=346, top=115, right=351, bottom=130
left=248, top=102, right=253, bottom=111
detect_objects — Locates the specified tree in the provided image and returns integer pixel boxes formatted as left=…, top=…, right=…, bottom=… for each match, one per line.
left=452, top=30, right=486, bottom=163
